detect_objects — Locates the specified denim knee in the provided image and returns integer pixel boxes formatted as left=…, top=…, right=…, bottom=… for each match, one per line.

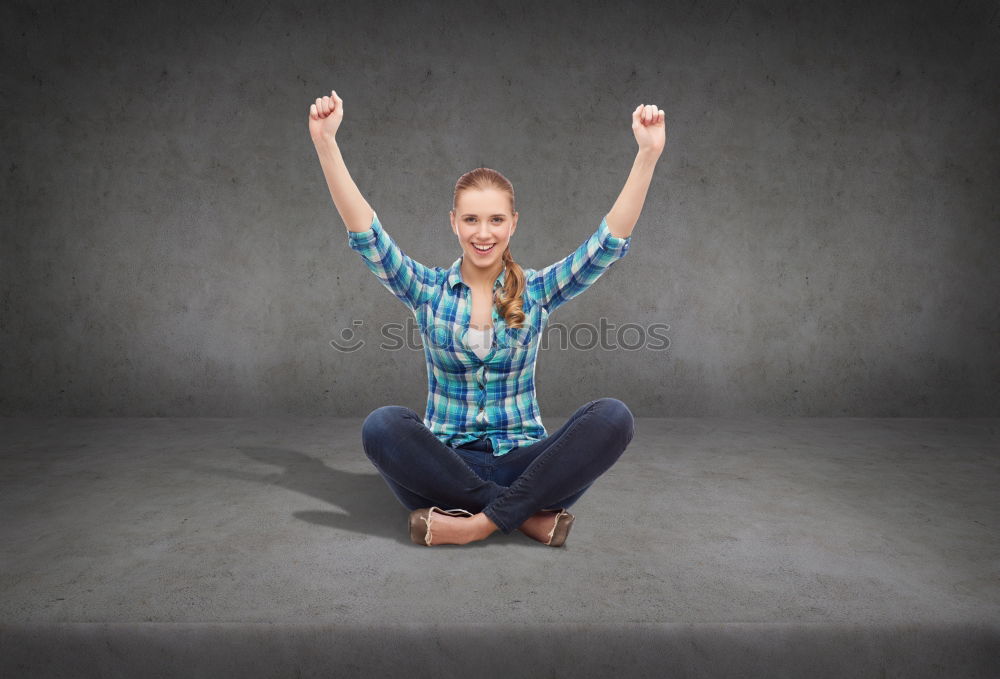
left=361, top=405, right=412, bottom=453
left=594, top=397, right=635, bottom=444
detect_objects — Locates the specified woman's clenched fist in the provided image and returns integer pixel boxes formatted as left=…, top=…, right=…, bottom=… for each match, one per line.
left=309, top=90, right=344, bottom=143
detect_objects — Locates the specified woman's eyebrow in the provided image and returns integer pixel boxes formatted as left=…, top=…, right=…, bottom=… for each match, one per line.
left=461, top=213, right=507, bottom=217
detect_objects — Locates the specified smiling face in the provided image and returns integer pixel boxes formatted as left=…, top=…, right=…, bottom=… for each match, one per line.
left=450, top=188, right=518, bottom=274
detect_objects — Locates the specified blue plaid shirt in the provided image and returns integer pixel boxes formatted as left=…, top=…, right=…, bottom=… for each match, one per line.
left=348, top=210, right=632, bottom=456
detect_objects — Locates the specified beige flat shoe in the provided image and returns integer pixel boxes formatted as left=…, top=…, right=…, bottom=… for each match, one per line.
left=540, top=508, right=575, bottom=547
left=409, top=506, right=475, bottom=546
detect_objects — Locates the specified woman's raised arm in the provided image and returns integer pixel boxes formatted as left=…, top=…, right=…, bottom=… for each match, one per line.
left=309, top=90, right=438, bottom=312
left=604, top=103, right=666, bottom=239
left=309, top=90, right=374, bottom=234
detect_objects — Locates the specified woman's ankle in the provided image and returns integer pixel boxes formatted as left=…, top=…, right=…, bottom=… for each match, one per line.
left=474, top=512, right=500, bottom=539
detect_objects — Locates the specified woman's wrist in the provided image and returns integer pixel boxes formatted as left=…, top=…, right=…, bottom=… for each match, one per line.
left=312, top=133, right=339, bottom=150
left=636, top=146, right=661, bottom=161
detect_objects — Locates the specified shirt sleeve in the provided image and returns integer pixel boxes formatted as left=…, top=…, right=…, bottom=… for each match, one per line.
left=530, top=214, right=632, bottom=314
left=347, top=210, right=439, bottom=311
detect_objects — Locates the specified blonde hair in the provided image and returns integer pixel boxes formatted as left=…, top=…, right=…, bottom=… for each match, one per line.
left=452, top=168, right=526, bottom=329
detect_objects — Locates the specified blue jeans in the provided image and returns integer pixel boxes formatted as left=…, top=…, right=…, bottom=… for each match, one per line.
left=361, top=397, right=635, bottom=534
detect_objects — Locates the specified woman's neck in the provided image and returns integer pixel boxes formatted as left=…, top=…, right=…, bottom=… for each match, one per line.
left=460, top=256, right=504, bottom=292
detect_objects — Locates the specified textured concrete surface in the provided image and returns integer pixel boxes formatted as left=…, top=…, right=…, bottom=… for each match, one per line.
left=2, top=0, right=999, bottom=418
left=2, top=622, right=998, bottom=679
left=1, top=417, right=998, bottom=676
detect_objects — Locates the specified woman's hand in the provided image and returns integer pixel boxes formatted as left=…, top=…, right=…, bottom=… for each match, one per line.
left=632, top=104, right=666, bottom=155
left=309, top=90, right=344, bottom=144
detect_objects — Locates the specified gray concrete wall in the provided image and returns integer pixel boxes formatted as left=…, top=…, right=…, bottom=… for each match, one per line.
left=2, top=0, right=998, bottom=417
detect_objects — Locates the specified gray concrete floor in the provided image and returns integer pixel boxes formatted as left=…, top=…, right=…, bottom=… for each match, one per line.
left=1, top=417, right=998, bottom=677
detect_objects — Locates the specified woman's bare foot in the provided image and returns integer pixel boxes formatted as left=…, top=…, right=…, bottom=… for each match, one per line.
left=425, top=511, right=498, bottom=546
left=517, top=510, right=562, bottom=544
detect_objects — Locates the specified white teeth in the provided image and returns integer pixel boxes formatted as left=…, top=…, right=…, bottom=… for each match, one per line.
left=473, top=243, right=495, bottom=251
